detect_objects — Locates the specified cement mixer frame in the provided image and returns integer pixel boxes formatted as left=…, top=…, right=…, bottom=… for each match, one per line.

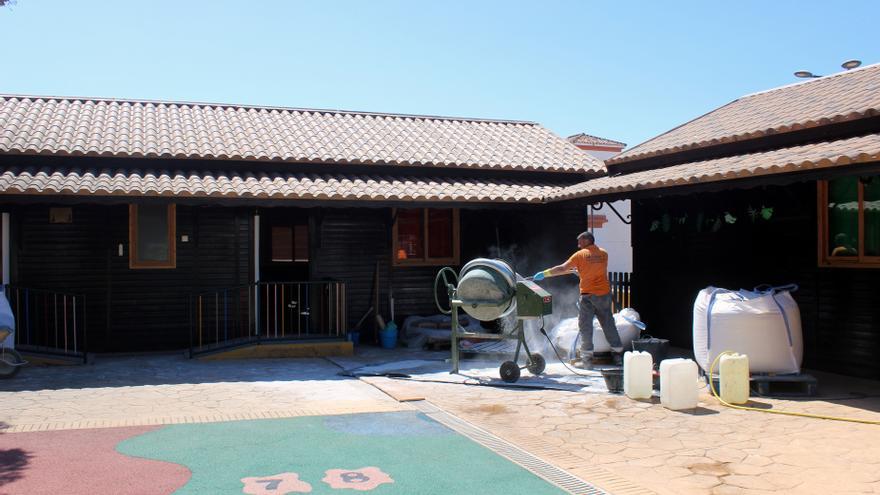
left=434, top=260, right=552, bottom=383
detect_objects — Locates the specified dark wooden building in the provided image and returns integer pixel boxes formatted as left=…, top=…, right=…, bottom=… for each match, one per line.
left=0, top=96, right=598, bottom=357
left=552, top=63, right=880, bottom=379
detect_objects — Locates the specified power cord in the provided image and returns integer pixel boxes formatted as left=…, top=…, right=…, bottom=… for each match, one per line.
left=538, top=316, right=600, bottom=378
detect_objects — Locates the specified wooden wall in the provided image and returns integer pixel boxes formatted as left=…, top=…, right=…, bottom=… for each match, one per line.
left=311, top=205, right=588, bottom=342
left=11, top=204, right=251, bottom=352
left=8, top=201, right=588, bottom=352
left=631, top=181, right=880, bottom=379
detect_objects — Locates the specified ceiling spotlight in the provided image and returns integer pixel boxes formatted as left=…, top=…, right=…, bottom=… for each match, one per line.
left=842, top=59, right=862, bottom=70
left=794, top=70, right=821, bottom=79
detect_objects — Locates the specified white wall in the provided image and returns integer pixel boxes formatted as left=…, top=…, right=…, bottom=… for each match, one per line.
left=582, top=149, right=619, bottom=161
left=590, top=200, right=632, bottom=273
left=577, top=146, right=632, bottom=273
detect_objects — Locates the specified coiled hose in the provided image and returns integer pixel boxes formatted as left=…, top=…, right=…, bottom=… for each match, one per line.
left=708, top=351, right=880, bottom=426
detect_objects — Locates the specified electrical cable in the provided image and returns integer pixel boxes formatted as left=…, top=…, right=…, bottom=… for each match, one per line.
left=709, top=351, right=880, bottom=426
left=538, top=315, right=603, bottom=378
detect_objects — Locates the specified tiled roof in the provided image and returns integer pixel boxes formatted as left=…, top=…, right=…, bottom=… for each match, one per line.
left=0, top=166, right=563, bottom=203
left=0, top=95, right=602, bottom=174
left=609, top=63, right=880, bottom=165
left=567, top=133, right=626, bottom=148
left=551, top=133, right=880, bottom=201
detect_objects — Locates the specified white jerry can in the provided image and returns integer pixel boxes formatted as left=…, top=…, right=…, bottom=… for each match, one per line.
left=623, top=351, right=653, bottom=399
left=660, top=358, right=699, bottom=410
left=719, top=353, right=750, bottom=405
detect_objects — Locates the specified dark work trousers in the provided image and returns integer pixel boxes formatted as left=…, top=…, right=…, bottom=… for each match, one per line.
left=578, top=293, right=622, bottom=356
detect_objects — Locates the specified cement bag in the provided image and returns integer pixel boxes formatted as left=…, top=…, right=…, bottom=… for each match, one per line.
left=592, top=309, right=642, bottom=352
left=553, top=308, right=643, bottom=357
left=693, top=285, right=802, bottom=374
left=0, top=288, right=15, bottom=349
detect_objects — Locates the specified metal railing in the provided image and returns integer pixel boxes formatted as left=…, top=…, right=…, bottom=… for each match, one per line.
left=3, top=285, right=88, bottom=363
left=609, top=272, right=632, bottom=312
left=189, top=281, right=346, bottom=356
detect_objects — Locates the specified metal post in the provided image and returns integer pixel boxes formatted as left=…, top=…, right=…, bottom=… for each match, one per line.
left=82, top=295, right=87, bottom=363
left=451, top=302, right=460, bottom=374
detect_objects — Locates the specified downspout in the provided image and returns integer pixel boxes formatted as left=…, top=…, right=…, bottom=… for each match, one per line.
left=2, top=212, right=9, bottom=285
left=254, top=212, right=260, bottom=335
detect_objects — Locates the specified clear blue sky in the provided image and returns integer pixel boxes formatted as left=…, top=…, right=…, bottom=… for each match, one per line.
left=1, top=0, right=877, bottom=149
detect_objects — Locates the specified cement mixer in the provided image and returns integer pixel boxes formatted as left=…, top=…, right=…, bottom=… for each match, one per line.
left=435, top=258, right=552, bottom=383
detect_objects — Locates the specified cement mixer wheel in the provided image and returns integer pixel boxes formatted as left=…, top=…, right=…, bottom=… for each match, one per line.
left=500, top=361, right=520, bottom=383
left=527, top=353, right=546, bottom=375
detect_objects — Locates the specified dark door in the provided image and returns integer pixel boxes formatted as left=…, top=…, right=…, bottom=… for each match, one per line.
left=258, top=210, right=317, bottom=337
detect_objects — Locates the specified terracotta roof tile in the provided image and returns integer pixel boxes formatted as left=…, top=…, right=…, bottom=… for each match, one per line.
left=0, top=95, right=602, bottom=174
left=552, top=133, right=880, bottom=200
left=609, top=63, right=880, bottom=165
left=0, top=166, right=562, bottom=204
left=567, top=133, right=626, bottom=148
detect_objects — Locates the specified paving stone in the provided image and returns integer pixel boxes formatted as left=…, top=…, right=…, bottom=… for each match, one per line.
left=678, top=474, right=723, bottom=489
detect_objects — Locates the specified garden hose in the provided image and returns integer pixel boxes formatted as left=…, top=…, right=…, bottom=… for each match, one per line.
left=708, top=351, right=880, bottom=426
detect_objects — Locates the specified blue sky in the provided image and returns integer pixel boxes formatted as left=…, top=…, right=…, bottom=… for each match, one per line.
left=0, top=0, right=877, bottom=148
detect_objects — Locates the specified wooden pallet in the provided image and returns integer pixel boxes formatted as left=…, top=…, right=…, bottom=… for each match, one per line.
left=461, top=340, right=518, bottom=357
left=711, top=373, right=818, bottom=397
left=751, top=373, right=818, bottom=397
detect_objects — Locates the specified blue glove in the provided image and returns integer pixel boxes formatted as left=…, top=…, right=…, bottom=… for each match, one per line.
left=532, top=271, right=546, bottom=281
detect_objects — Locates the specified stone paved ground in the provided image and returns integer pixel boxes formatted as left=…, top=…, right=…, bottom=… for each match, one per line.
left=2, top=349, right=880, bottom=495
left=0, top=353, right=408, bottom=432
left=350, top=350, right=880, bottom=495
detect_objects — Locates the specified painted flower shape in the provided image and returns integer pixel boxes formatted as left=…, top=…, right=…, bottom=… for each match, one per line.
left=322, top=467, right=394, bottom=491
left=241, top=472, right=312, bottom=494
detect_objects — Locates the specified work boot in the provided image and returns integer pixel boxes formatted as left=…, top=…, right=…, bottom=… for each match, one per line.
left=612, top=350, right=624, bottom=366
left=570, top=351, right=593, bottom=370
left=570, top=358, right=593, bottom=370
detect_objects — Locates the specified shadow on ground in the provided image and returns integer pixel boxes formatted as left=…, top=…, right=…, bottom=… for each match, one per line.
left=0, top=423, right=33, bottom=487
left=0, top=353, right=356, bottom=392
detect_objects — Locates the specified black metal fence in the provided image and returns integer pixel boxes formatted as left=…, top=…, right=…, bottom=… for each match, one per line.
left=189, top=281, right=346, bottom=356
left=3, top=285, right=88, bottom=362
left=609, top=272, right=632, bottom=312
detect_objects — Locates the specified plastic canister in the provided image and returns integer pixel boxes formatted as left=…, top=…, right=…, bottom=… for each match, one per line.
left=719, top=353, right=750, bottom=405
left=660, top=358, right=699, bottom=410
left=623, top=351, right=653, bottom=399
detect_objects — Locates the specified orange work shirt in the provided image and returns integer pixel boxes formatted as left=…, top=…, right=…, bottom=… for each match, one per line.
left=564, top=245, right=611, bottom=296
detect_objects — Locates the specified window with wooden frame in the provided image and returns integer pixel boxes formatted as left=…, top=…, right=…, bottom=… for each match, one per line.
left=818, top=177, right=880, bottom=267
left=271, top=224, right=309, bottom=262
left=392, top=208, right=460, bottom=266
left=129, top=204, right=176, bottom=269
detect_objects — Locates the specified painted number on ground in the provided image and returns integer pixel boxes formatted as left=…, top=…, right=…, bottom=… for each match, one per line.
left=241, top=472, right=313, bottom=494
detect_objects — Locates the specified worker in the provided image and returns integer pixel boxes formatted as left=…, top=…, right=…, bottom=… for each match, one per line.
left=533, top=231, right=622, bottom=368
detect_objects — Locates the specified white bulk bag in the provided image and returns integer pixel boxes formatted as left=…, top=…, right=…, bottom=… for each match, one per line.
left=693, top=285, right=803, bottom=374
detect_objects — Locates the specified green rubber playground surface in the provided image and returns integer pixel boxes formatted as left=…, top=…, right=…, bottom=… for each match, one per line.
left=117, top=411, right=568, bottom=494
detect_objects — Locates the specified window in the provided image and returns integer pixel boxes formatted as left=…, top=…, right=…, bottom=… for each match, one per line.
left=392, top=208, right=459, bottom=265
left=271, top=224, right=309, bottom=262
left=818, top=177, right=880, bottom=267
left=129, top=204, right=176, bottom=269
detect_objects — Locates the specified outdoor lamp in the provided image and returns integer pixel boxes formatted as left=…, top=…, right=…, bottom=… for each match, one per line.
left=842, top=59, right=862, bottom=70
left=794, top=70, right=821, bottom=79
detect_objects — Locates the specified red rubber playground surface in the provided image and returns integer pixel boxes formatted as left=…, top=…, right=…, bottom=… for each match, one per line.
left=0, top=411, right=569, bottom=495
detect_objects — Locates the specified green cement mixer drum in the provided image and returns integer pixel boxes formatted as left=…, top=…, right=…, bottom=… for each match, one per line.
left=456, top=258, right=517, bottom=321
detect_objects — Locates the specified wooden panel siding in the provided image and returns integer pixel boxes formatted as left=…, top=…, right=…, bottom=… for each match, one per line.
left=312, top=208, right=392, bottom=342
left=312, top=205, right=589, bottom=340
left=631, top=181, right=880, bottom=379
left=11, top=204, right=251, bottom=351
